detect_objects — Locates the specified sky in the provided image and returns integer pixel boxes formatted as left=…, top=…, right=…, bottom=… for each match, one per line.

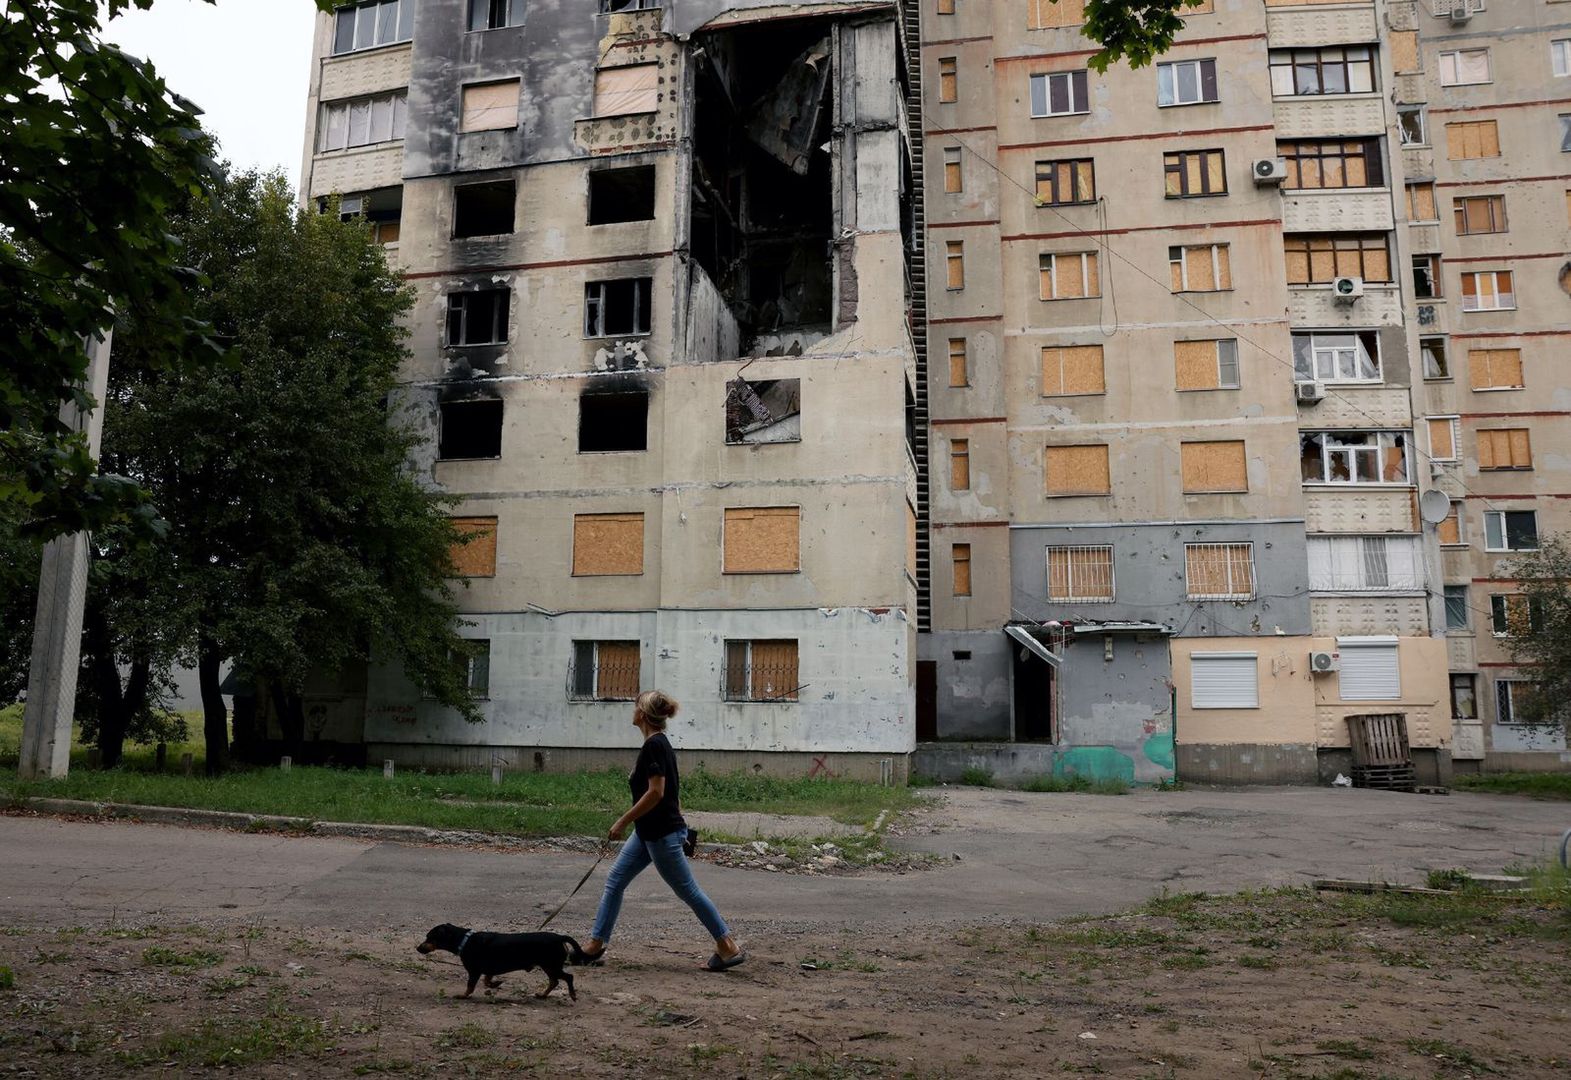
left=102, top=0, right=318, bottom=180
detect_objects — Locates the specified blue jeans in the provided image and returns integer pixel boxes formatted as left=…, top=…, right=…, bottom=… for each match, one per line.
left=590, top=830, right=730, bottom=944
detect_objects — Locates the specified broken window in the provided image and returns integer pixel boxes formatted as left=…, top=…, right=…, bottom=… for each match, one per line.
left=1299, top=431, right=1408, bottom=484
left=584, top=278, right=652, bottom=337
left=580, top=391, right=649, bottom=453
left=589, top=165, right=656, bottom=224
left=468, top=0, right=522, bottom=31
left=1421, top=336, right=1449, bottom=380
left=594, top=64, right=660, bottom=117
left=1291, top=331, right=1380, bottom=383
left=330, top=188, right=402, bottom=246
left=438, top=399, right=503, bottom=460
left=1163, top=149, right=1225, bottom=197
left=1174, top=339, right=1240, bottom=391
left=1279, top=140, right=1382, bottom=190
left=569, top=641, right=641, bottom=701
left=461, top=80, right=520, bottom=132
left=446, top=289, right=509, bottom=345
left=572, top=513, right=645, bottom=575
left=1397, top=106, right=1427, bottom=147
left=448, top=516, right=498, bottom=576
left=724, top=640, right=800, bottom=702
left=1406, top=182, right=1437, bottom=221
left=1035, top=158, right=1095, bottom=205
left=1412, top=254, right=1442, bottom=299
left=453, top=180, right=516, bottom=238
left=725, top=378, right=800, bottom=444
left=599, top=0, right=658, bottom=11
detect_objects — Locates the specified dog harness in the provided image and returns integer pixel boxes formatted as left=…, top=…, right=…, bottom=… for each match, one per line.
left=456, top=930, right=473, bottom=957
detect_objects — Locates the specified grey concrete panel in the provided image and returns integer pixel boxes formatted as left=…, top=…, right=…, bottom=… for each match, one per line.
left=919, top=630, right=1011, bottom=740
left=1178, top=742, right=1319, bottom=785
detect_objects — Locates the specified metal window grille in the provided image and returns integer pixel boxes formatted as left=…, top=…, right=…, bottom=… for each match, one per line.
left=723, top=640, right=800, bottom=702
left=567, top=641, right=641, bottom=701
left=1185, top=542, right=1255, bottom=600
left=1430, top=0, right=1485, bottom=17
left=1045, top=545, right=1114, bottom=601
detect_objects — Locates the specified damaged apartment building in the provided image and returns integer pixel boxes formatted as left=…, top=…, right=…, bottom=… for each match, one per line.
left=297, top=0, right=922, bottom=777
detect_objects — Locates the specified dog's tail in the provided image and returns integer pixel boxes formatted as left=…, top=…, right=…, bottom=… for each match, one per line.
left=562, top=935, right=593, bottom=966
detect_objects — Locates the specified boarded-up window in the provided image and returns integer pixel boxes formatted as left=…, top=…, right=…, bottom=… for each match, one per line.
left=1446, top=120, right=1500, bottom=160
left=1041, top=345, right=1105, bottom=396
left=723, top=506, right=800, bottom=573
left=1405, top=182, right=1437, bottom=221
left=950, top=438, right=971, bottom=490
left=938, top=57, right=958, bottom=102
left=1181, top=440, right=1247, bottom=492
left=937, top=0, right=955, bottom=13
left=1035, top=158, right=1096, bottom=205
left=1164, top=149, right=1226, bottom=197
left=1477, top=428, right=1533, bottom=470
left=1427, top=416, right=1459, bottom=461
left=595, top=63, right=659, bottom=117
left=1169, top=244, right=1231, bottom=291
left=1045, top=444, right=1110, bottom=496
left=1453, top=194, right=1507, bottom=235
left=569, top=640, right=641, bottom=701
left=724, top=640, right=799, bottom=702
left=943, top=147, right=963, bottom=193
left=948, top=338, right=969, bottom=387
left=946, top=241, right=964, bottom=289
left=572, top=512, right=644, bottom=576
left=1028, top=0, right=1084, bottom=28
left=953, top=542, right=972, bottom=596
left=449, top=516, right=498, bottom=577
left=1046, top=545, right=1114, bottom=601
left=1438, top=505, right=1462, bottom=546
left=1185, top=543, right=1255, bottom=599
left=1039, top=252, right=1099, bottom=299
left=1390, top=30, right=1419, bottom=73
left=461, top=80, right=520, bottom=132
left=1468, top=348, right=1523, bottom=390
left=1283, top=234, right=1390, bottom=284
left=1174, top=339, right=1240, bottom=390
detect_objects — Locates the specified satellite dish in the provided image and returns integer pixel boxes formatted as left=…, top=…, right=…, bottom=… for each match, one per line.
left=1419, top=489, right=1452, bottom=525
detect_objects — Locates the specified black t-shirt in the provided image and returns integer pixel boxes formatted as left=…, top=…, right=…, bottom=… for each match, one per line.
left=630, top=732, right=686, bottom=841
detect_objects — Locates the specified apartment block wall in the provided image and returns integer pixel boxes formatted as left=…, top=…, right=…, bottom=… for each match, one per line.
left=299, top=0, right=921, bottom=774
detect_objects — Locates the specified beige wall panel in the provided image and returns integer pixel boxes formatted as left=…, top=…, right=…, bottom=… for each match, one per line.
left=925, top=42, right=993, bottom=130
left=1310, top=595, right=1429, bottom=637
left=1281, top=190, right=1394, bottom=233
left=927, top=131, right=1001, bottom=228
left=927, top=226, right=1003, bottom=322
left=319, top=45, right=412, bottom=100
left=449, top=516, right=498, bottom=577
left=1264, top=6, right=1377, bottom=46
left=1288, top=284, right=1403, bottom=329
left=1312, top=636, right=1449, bottom=748
left=1303, top=489, right=1417, bottom=533
left=1171, top=638, right=1319, bottom=747
left=931, top=425, right=1010, bottom=522
left=1304, top=387, right=1414, bottom=428
left=1445, top=635, right=1476, bottom=671
left=308, top=145, right=404, bottom=199
left=1272, top=95, right=1385, bottom=138
left=930, top=526, right=1012, bottom=631
left=573, top=513, right=645, bottom=576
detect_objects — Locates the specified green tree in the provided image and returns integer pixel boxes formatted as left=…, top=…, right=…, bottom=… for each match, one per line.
left=1499, top=535, right=1571, bottom=734
left=1081, top=0, right=1216, bottom=71
left=107, top=170, right=480, bottom=772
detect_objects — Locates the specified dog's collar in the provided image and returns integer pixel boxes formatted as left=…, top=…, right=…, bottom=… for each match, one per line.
left=456, top=930, right=473, bottom=957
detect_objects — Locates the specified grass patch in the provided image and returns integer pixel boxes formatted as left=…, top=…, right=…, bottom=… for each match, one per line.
left=0, top=966, right=13, bottom=990
left=1453, top=771, right=1571, bottom=800
left=959, top=766, right=995, bottom=788
left=142, top=946, right=223, bottom=968
left=1020, top=774, right=1129, bottom=795
left=120, top=993, right=330, bottom=1068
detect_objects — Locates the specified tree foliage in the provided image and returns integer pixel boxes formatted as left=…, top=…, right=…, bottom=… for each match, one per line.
left=1081, top=0, right=1216, bottom=72
left=106, top=170, right=481, bottom=770
left=1500, top=535, right=1571, bottom=733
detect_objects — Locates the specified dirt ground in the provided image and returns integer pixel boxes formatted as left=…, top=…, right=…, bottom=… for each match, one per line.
left=2, top=887, right=1567, bottom=1079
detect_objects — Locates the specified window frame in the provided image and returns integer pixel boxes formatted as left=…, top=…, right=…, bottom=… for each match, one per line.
left=583, top=277, right=653, bottom=337
left=1278, top=139, right=1384, bottom=190
left=1038, top=251, right=1100, bottom=299
left=943, top=147, right=963, bottom=193
left=1444, top=585, right=1470, bottom=632
left=445, top=288, right=510, bottom=347
left=1428, top=415, right=1461, bottom=462
left=1291, top=330, right=1381, bottom=384
left=1420, top=336, right=1450, bottom=380
left=1490, top=593, right=1544, bottom=638
left=1307, top=535, right=1424, bottom=592
left=1029, top=69, right=1090, bottom=117
left=568, top=640, right=643, bottom=702
left=1174, top=338, right=1240, bottom=392
left=1156, top=58, right=1219, bottom=107
left=468, top=0, right=524, bottom=31
left=1554, top=38, right=1571, bottom=78
left=448, top=639, right=491, bottom=699
left=1451, top=673, right=1478, bottom=720
left=1438, top=47, right=1492, bottom=86
left=1034, top=158, right=1096, bottom=206
left=332, top=0, right=414, bottom=56
left=1496, top=679, right=1542, bottom=726
left=938, top=57, right=958, bottom=103
left=1397, top=105, right=1428, bottom=147
left=1459, top=270, right=1515, bottom=311
left=1184, top=542, right=1256, bottom=601
left=1412, top=254, right=1443, bottom=299
left=1168, top=243, right=1231, bottom=293
left=1482, top=509, right=1538, bottom=553
left=1045, top=544, right=1116, bottom=603
left=1453, top=194, right=1507, bottom=235
left=723, top=639, right=801, bottom=703
left=1283, top=233, right=1392, bottom=286
left=949, top=437, right=971, bottom=491
left=947, top=337, right=969, bottom=387
left=1476, top=427, right=1533, bottom=471
left=318, top=91, right=408, bottom=153
left=952, top=542, right=972, bottom=597
left=1299, top=430, right=1411, bottom=486
left=1269, top=45, right=1377, bottom=97
left=1163, top=148, right=1227, bottom=197
left=1406, top=181, right=1437, bottom=221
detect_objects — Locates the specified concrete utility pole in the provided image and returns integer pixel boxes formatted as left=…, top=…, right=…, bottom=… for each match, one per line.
left=18, top=331, right=113, bottom=780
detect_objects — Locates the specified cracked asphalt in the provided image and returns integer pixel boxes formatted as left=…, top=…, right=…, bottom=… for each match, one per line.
left=1, top=786, right=1566, bottom=938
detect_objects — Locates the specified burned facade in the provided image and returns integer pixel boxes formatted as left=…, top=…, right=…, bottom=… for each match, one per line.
left=298, top=0, right=920, bottom=777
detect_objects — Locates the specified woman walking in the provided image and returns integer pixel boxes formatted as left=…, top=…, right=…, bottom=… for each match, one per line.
left=580, top=690, right=746, bottom=972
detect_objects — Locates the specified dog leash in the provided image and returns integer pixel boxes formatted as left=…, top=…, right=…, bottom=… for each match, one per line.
left=536, top=842, right=610, bottom=931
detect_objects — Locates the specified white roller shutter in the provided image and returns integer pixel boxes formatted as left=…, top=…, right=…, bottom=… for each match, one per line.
left=1190, top=652, right=1259, bottom=709
left=1338, top=638, right=1400, bottom=701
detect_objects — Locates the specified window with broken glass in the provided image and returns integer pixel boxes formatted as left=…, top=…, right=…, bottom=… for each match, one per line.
left=469, top=0, right=523, bottom=30
left=1163, top=149, right=1226, bottom=197
left=1484, top=510, right=1538, bottom=552
left=599, top=0, right=659, bottom=11
left=1413, top=255, right=1442, bottom=299
left=724, top=640, right=800, bottom=703
left=1292, top=331, right=1381, bottom=383
left=725, top=378, right=801, bottom=445
left=584, top=278, right=652, bottom=337
left=580, top=392, right=649, bottom=453
left=1277, top=139, right=1383, bottom=189
left=1491, top=594, right=1545, bottom=637
left=569, top=641, right=642, bottom=701
left=1397, top=106, right=1427, bottom=146
left=332, top=0, right=414, bottom=55
left=1299, top=431, right=1410, bottom=485
left=1421, top=336, right=1449, bottom=380
left=446, top=289, right=509, bottom=346
left=438, top=399, right=504, bottom=460
left=1283, top=234, right=1391, bottom=285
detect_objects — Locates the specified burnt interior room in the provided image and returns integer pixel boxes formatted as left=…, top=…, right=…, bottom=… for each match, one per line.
left=690, top=17, right=837, bottom=347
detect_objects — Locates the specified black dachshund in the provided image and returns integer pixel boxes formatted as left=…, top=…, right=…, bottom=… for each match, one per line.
left=417, top=923, right=591, bottom=1000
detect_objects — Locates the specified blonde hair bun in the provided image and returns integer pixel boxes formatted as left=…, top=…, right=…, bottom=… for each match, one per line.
left=636, top=689, right=680, bottom=729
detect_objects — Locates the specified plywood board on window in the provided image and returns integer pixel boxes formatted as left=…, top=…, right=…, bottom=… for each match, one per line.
left=595, top=641, right=641, bottom=699
left=952, top=543, right=972, bottom=596
left=461, top=80, right=520, bottom=132
left=1468, top=348, right=1523, bottom=389
left=595, top=63, right=659, bottom=117
left=572, top=512, right=644, bottom=576
left=1041, top=345, right=1105, bottom=396
left=1045, top=444, right=1110, bottom=495
left=449, top=516, right=498, bottom=577
left=1174, top=340, right=1219, bottom=390
left=750, top=640, right=799, bottom=700
left=1028, top=0, right=1084, bottom=28
left=1427, top=418, right=1455, bottom=460
left=723, top=506, right=800, bottom=573
left=1446, top=120, right=1499, bottom=160
left=1390, top=30, right=1419, bottom=73
left=1181, top=440, right=1247, bottom=492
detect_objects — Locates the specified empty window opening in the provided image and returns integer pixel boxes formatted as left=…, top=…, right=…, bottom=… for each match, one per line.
left=690, top=18, right=837, bottom=348
left=585, top=278, right=652, bottom=336
left=438, top=398, right=503, bottom=460
left=600, top=0, right=658, bottom=11
left=725, top=377, right=800, bottom=444
left=327, top=186, right=402, bottom=246
left=579, top=391, right=649, bottom=453
left=589, top=165, right=656, bottom=224
left=453, top=180, right=516, bottom=238
left=447, top=289, right=510, bottom=345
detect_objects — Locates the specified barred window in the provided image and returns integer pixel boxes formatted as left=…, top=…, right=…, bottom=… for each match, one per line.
left=1035, top=159, right=1096, bottom=205
left=1277, top=140, right=1383, bottom=189
left=569, top=641, right=641, bottom=701
left=1046, top=545, right=1114, bottom=602
left=1185, top=543, right=1255, bottom=600
left=1283, top=234, right=1391, bottom=284
left=724, top=640, right=800, bottom=702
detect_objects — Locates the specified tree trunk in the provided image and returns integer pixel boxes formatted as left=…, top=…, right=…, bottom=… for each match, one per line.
left=275, top=682, right=306, bottom=762
left=231, top=690, right=262, bottom=765
left=198, top=638, right=229, bottom=776
left=84, top=604, right=128, bottom=769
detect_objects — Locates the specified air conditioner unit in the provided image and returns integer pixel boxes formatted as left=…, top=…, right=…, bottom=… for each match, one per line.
left=1331, top=276, right=1364, bottom=303
left=1309, top=650, right=1340, bottom=674
left=1296, top=381, right=1326, bottom=405
left=1252, top=157, right=1288, bottom=185
left=1449, top=3, right=1471, bottom=25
